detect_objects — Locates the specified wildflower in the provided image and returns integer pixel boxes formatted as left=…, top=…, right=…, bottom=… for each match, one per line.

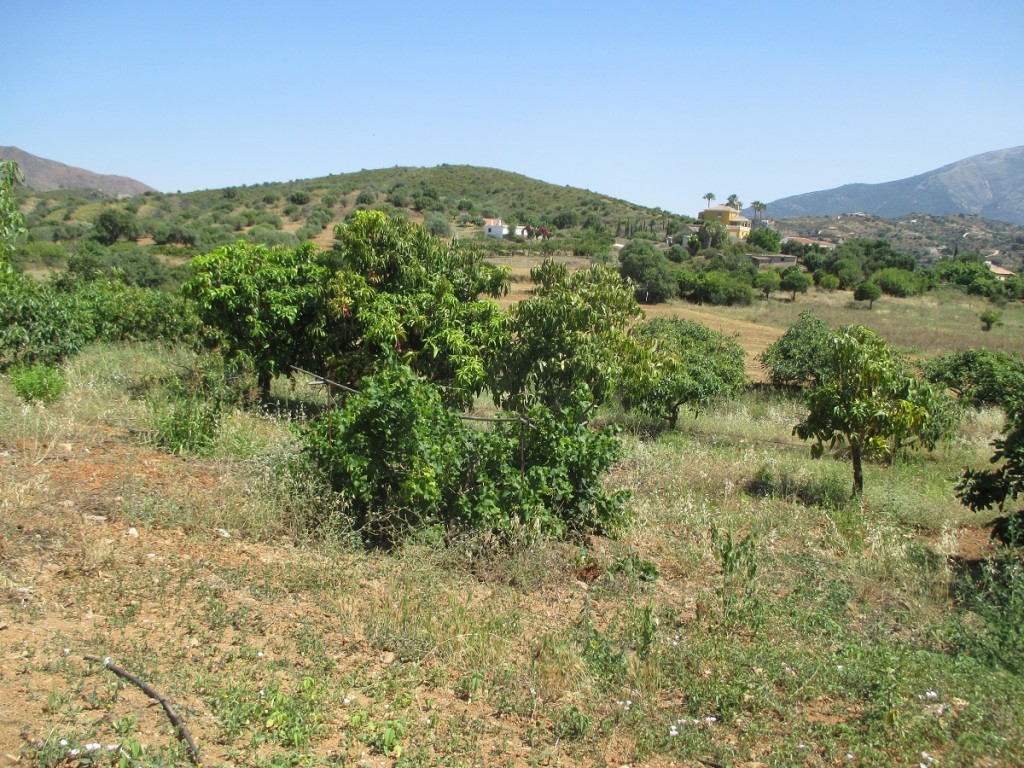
left=669, top=725, right=679, bottom=737
left=846, top=753, right=855, bottom=761
left=62, top=648, right=71, bottom=656
left=68, top=749, right=80, bottom=757
left=925, top=690, right=938, bottom=700
left=58, top=739, right=68, bottom=747
left=704, top=716, right=717, bottom=724
left=85, top=743, right=102, bottom=752
left=256, top=651, right=265, bottom=658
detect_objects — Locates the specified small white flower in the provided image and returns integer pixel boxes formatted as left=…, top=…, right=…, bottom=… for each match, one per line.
left=68, top=749, right=80, bottom=757
left=85, top=742, right=102, bottom=751
left=704, top=716, right=717, bottom=724
left=256, top=651, right=264, bottom=658
left=343, top=696, right=352, bottom=705
left=798, top=743, right=806, bottom=749
left=846, top=753, right=855, bottom=761
left=103, top=656, right=111, bottom=666
left=106, top=744, right=118, bottom=751
left=925, top=690, right=938, bottom=700
left=58, top=739, right=68, bottom=747
left=62, top=648, right=71, bottom=656
left=836, top=664, right=845, bottom=670
left=669, top=726, right=678, bottom=737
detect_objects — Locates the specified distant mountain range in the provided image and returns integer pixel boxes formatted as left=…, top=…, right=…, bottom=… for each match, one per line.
left=0, top=146, right=155, bottom=197
left=763, top=146, right=1024, bottom=225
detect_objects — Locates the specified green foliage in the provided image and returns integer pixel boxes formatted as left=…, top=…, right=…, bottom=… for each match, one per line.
left=711, top=526, right=762, bottom=629
left=355, top=188, right=377, bottom=206
left=854, top=280, right=882, bottom=308
left=924, top=349, right=1024, bottom=408
left=304, top=366, right=630, bottom=546
left=422, top=211, right=452, bottom=238
left=687, top=270, right=754, bottom=306
left=618, top=240, right=676, bottom=303
left=304, top=364, right=464, bottom=546
left=947, top=554, right=1024, bottom=674
left=0, top=160, right=27, bottom=270
left=326, top=210, right=509, bottom=408
left=551, top=210, right=579, bottom=229
left=979, top=308, right=1002, bottom=331
left=794, top=325, right=944, bottom=496
left=288, top=190, right=311, bottom=205
left=752, top=269, right=781, bottom=298
left=0, top=270, right=92, bottom=368
left=957, top=397, right=1024, bottom=517
left=747, top=227, right=782, bottom=252
left=817, top=273, right=841, bottom=291
left=696, top=219, right=727, bottom=249
left=458, top=395, right=630, bottom=539
left=780, top=266, right=812, bottom=300
left=92, top=207, right=140, bottom=245
left=183, top=240, right=329, bottom=398
left=489, top=260, right=642, bottom=412
left=9, top=362, right=66, bottom=404
left=872, top=267, right=926, bottom=297
left=624, top=318, right=748, bottom=428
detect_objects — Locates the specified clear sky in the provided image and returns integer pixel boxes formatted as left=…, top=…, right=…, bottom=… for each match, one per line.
left=5, top=0, right=1022, bottom=215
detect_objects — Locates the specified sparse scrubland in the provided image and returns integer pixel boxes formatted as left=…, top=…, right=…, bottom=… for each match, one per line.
left=3, top=165, right=1024, bottom=766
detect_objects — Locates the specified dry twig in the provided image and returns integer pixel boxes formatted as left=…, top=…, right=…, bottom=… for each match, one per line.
left=84, top=654, right=202, bottom=766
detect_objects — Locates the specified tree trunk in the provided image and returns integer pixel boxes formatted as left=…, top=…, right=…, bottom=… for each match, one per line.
left=851, top=444, right=864, bottom=497
left=258, top=370, right=272, bottom=402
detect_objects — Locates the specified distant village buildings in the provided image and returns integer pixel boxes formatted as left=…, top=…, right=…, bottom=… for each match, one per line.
left=698, top=205, right=751, bottom=241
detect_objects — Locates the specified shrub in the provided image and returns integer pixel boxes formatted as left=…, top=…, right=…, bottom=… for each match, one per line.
left=288, top=191, right=311, bottom=206
left=356, top=189, right=377, bottom=206
left=9, top=363, right=66, bottom=404
left=0, top=270, right=91, bottom=368
left=624, top=318, right=747, bottom=428
left=689, top=270, right=754, bottom=306
left=924, top=349, right=1024, bottom=408
left=423, top=212, right=452, bottom=238
left=759, top=310, right=832, bottom=388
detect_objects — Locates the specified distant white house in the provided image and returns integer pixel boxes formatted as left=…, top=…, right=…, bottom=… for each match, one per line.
left=483, top=218, right=527, bottom=239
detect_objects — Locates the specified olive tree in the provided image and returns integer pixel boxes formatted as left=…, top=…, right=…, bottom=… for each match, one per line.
left=794, top=325, right=944, bottom=496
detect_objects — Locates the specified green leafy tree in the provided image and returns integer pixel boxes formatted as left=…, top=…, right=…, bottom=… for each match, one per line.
left=325, top=210, right=509, bottom=408
left=92, top=208, right=140, bottom=246
left=625, top=318, right=747, bottom=428
left=780, top=267, right=812, bottom=300
left=618, top=240, right=677, bottom=303
left=488, top=261, right=642, bottom=412
left=753, top=270, right=781, bottom=299
left=1, top=160, right=27, bottom=271
left=794, top=326, right=943, bottom=496
left=980, top=309, right=1002, bottom=332
left=759, top=310, right=831, bottom=388
left=854, top=280, right=882, bottom=308
left=183, top=240, right=329, bottom=399
left=747, top=226, right=781, bottom=253
left=924, top=349, right=1024, bottom=408
left=697, top=219, right=727, bottom=250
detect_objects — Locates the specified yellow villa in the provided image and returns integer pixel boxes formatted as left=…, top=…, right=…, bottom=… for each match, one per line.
left=698, top=205, right=751, bottom=240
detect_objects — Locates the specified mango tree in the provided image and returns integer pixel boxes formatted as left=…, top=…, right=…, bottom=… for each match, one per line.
left=625, top=318, right=748, bottom=428
left=183, top=240, right=329, bottom=399
left=794, top=325, right=943, bottom=496
left=325, top=210, right=509, bottom=408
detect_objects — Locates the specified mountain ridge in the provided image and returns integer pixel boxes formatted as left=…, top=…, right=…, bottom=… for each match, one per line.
left=763, top=146, right=1024, bottom=225
left=0, top=146, right=156, bottom=197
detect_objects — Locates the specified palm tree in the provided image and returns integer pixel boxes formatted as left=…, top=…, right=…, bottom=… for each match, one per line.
left=751, top=200, right=766, bottom=225
left=703, top=192, right=715, bottom=209
left=726, top=194, right=741, bottom=211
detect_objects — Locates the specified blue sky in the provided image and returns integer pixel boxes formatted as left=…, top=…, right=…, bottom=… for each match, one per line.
left=5, top=0, right=1022, bottom=215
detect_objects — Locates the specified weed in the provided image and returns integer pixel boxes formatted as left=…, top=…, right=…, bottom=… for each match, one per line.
left=711, top=526, right=762, bottom=629
left=9, top=362, right=66, bottom=404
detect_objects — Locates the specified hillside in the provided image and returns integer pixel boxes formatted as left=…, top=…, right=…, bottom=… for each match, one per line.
left=764, top=146, right=1024, bottom=226
left=0, top=146, right=155, bottom=197
left=775, top=212, right=1024, bottom=271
